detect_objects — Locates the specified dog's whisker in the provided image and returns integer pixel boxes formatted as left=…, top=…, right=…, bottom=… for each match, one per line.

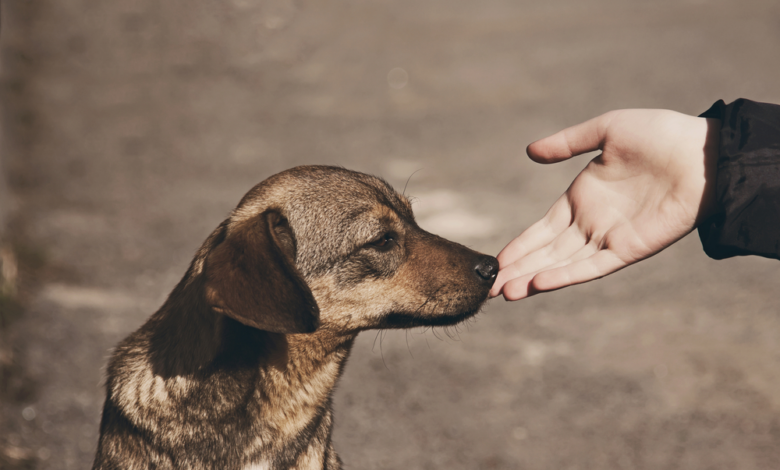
left=422, top=327, right=432, bottom=350
left=402, top=169, right=423, bottom=197
left=379, top=330, right=390, bottom=371
left=431, top=328, right=443, bottom=341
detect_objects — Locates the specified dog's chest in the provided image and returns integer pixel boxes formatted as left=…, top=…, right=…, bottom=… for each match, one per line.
left=243, top=461, right=272, bottom=470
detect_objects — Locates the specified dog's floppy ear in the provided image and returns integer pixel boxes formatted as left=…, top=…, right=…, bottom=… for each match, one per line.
left=204, top=210, right=319, bottom=334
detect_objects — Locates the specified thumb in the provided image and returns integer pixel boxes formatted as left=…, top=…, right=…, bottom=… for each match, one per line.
left=526, top=112, right=614, bottom=164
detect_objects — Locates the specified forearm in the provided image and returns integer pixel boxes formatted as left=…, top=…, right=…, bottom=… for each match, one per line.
left=697, top=99, right=780, bottom=260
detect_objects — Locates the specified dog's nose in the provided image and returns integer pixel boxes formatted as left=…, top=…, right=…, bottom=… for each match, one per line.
left=474, top=256, right=499, bottom=285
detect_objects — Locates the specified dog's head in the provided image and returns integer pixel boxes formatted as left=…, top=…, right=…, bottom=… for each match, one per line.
left=201, top=166, right=497, bottom=335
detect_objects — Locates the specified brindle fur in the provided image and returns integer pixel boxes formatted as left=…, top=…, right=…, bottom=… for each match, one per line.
left=93, top=166, right=498, bottom=470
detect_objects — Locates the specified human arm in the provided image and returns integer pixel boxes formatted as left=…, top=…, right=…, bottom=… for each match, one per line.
left=697, top=99, right=780, bottom=260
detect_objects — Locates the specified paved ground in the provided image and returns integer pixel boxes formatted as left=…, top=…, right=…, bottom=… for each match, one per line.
left=2, top=0, right=780, bottom=468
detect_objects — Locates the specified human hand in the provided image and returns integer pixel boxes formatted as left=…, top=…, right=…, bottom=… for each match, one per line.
left=491, top=109, right=720, bottom=300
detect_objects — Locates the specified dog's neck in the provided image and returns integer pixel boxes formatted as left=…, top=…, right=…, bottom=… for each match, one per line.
left=142, top=273, right=356, bottom=417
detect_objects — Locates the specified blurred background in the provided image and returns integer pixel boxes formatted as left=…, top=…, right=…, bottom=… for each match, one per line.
left=1, top=0, right=780, bottom=468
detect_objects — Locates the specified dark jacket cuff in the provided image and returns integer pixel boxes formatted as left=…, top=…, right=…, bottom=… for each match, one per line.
left=697, top=99, right=780, bottom=260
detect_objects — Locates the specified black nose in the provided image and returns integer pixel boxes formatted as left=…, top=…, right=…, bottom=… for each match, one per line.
left=474, top=255, right=499, bottom=284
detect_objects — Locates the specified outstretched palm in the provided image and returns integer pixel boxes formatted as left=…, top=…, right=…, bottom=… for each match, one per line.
left=492, top=109, right=719, bottom=300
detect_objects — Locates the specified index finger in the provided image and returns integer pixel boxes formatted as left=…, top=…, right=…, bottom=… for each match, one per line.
left=496, top=194, right=573, bottom=267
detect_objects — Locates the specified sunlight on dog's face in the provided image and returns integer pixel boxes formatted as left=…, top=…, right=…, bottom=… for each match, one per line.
left=233, top=166, right=497, bottom=335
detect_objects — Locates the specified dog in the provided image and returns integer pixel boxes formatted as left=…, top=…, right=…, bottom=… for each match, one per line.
left=92, top=165, right=498, bottom=470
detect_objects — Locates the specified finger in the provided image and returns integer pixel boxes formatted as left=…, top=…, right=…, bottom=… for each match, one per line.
left=505, top=224, right=588, bottom=278
left=527, top=111, right=617, bottom=164
left=532, top=240, right=601, bottom=273
left=497, top=241, right=598, bottom=300
left=530, top=249, right=627, bottom=293
left=492, top=224, right=586, bottom=298
left=496, top=195, right=573, bottom=268
left=499, top=272, right=538, bottom=300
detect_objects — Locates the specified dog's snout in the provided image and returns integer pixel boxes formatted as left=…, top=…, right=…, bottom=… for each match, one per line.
left=474, top=256, right=499, bottom=284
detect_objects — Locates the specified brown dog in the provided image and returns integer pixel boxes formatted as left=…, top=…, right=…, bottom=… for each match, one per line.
left=92, top=166, right=497, bottom=470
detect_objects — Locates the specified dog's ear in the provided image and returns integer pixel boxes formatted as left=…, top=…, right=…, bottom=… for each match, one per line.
left=204, top=210, right=319, bottom=334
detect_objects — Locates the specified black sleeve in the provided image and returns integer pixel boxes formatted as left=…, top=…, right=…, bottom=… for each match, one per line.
left=697, top=98, right=780, bottom=260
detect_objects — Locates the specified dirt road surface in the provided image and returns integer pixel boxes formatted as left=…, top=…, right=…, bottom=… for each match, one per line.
left=2, top=0, right=780, bottom=469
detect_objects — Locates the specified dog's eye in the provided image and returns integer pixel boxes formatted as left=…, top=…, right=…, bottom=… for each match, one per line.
left=369, top=233, right=396, bottom=250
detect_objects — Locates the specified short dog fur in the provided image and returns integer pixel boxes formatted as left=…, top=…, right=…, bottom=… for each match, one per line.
left=93, top=166, right=498, bottom=470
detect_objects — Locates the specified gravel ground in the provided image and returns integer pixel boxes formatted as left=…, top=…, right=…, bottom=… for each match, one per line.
left=2, top=0, right=780, bottom=469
